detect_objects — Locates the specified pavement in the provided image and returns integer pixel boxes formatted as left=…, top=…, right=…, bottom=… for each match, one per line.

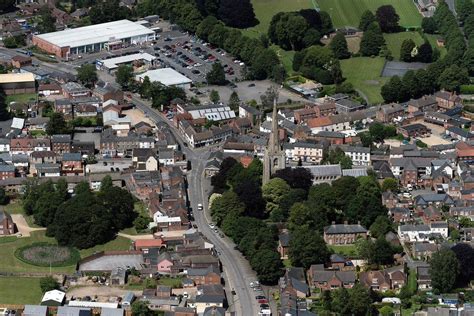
left=131, top=95, right=260, bottom=315
left=11, top=214, right=45, bottom=237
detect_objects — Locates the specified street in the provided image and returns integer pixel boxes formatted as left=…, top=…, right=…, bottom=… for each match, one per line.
left=131, top=96, right=260, bottom=315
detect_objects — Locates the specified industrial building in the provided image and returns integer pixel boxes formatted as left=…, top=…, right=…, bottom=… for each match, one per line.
left=135, top=68, right=192, bottom=89
left=32, top=20, right=156, bottom=59
left=0, top=73, right=35, bottom=95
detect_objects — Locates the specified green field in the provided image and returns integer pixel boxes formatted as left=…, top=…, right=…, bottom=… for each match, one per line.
left=317, top=0, right=422, bottom=28
left=5, top=93, right=37, bottom=105
left=0, top=230, right=131, bottom=273
left=425, top=34, right=448, bottom=58
left=271, top=45, right=295, bottom=73
left=384, top=32, right=424, bottom=60
left=328, top=244, right=358, bottom=256
left=243, top=0, right=314, bottom=38
left=0, top=277, right=43, bottom=304
left=340, top=56, right=388, bottom=105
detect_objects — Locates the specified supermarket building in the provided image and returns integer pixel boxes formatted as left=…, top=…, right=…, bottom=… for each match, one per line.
left=32, top=20, right=156, bottom=59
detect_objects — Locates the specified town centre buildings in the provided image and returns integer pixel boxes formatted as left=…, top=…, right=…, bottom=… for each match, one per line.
left=32, top=20, right=156, bottom=59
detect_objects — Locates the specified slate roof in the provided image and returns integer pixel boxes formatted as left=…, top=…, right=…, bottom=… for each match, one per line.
left=62, top=152, right=82, bottom=161
left=324, top=224, right=367, bottom=234
left=303, top=164, right=342, bottom=177
left=279, top=232, right=290, bottom=247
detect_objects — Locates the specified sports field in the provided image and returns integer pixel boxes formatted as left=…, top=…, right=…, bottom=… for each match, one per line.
left=340, top=57, right=388, bottom=104
left=316, top=0, right=422, bottom=28
left=243, top=0, right=314, bottom=37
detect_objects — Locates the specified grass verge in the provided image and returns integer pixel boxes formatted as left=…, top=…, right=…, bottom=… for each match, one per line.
left=0, top=277, right=43, bottom=304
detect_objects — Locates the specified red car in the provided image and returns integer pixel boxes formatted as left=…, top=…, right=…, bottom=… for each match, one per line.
left=257, top=298, right=269, bottom=304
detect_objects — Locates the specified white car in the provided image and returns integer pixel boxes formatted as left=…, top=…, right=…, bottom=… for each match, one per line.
left=209, top=223, right=215, bottom=229
left=197, top=203, right=203, bottom=210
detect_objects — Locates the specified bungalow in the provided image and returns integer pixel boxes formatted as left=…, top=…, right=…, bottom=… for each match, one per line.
left=323, top=222, right=368, bottom=245
left=307, top=264, right=356, bottom=290
left=446, top=126, right=474, bottom=142
left=397, top=123, right=431, bottom=138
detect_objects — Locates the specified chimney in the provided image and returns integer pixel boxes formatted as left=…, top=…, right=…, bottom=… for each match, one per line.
left=343, top=220, right=348, bottom=225
left=332, top=221, right=336, bottom=225
left=357, top=220, right=361, bottom=225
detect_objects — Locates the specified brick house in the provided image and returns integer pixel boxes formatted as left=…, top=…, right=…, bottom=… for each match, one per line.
left=279, top=268, right=309, bottom=298
left=134, top=238, right=165, bottom=252
left=397, top=124, right=431, bottom=138
left=129, top=171, right=161, bottom=200
left=359, top=271, right=391, bottom=292
left=278, top=231, right=290, bottom=259
left=61, top=152, right=83, bottom=175
left=11, top=55, right=32, bottom=69
left=407, top=96, right=438, bottom=114
left=323, top=222, right=368, bottom=245
left=382, top=191, right=399, bottom=209
left=51, top=134, right=72, bottom=155
left=434, top=90, right=461, bottom=111
left=314, top=101, right=337, bottom=117
left=187, top=266, right=221, bottom=285
left=294, top=107, right=317, bottom=123
left=0, top=164, right=15, bottom=180
left=307, top=264, right=356, bottom=291
left=0, top=210, right=16, bottom=235
left=156, top=252, right=173, bottom=274
left=376, top=103, right=404, bottom=123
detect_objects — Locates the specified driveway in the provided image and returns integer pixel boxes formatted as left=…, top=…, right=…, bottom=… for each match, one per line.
left=67, top=286, right=142, bottom=300
left=11, top=214, right=45, bottom=237
left=117, top=232, right=154, bottom=241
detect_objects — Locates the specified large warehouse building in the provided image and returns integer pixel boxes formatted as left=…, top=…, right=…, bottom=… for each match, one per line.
left=32, top=20, right=156, bottom=59
left=136, top=68, right=192, bottom=89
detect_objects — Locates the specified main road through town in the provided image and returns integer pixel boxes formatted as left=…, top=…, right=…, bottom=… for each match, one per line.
left=131, top=96, right=260, bottom=316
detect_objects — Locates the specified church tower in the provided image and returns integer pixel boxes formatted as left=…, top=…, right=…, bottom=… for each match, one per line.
left=263, top=98, right=286, bottom=185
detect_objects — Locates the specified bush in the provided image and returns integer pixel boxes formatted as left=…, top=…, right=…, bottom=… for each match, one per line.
left=460, top=85, right=474, bottom=94
left=416, top=140, right=428, bottom=148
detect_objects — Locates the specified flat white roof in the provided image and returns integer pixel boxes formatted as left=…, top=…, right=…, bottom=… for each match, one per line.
left=136, top=68, right=192, bottom=86
left=41, top=290, right=65, bottom=303
left=101, top=53, right=156, bottom=70
left=35, top=20, right=154, bottom=49
left=68, top=301, right=119, bottom=309
left=0, top=72, right=35, bottom=83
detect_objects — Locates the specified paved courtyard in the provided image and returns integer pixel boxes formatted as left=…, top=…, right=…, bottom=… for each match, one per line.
left=78, top=254, right=144, bottom=271
left=382, top=61, right=429, bottom=77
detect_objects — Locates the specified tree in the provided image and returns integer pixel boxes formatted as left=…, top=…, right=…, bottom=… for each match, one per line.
left=38, top=6, right=56, bottom=33
left=210, top=191, right=245, bottom=225
left=331, top=288, right=351, bottom=314
left=40, top=276, right=59, bottom=293
left=76, top=64, right=98, bottom=87
left=382, top=178, right=398, bottom=192
left=268, top=12, right=311, bottom=50
left=210, top=90, right=220, bottom=103
left=451, top=243, right=474, bottom=287
left=100, top=175, right=113, bottom=192
left=273, top=167, right=314, bottom=192
left=369, top=215, right=393, bottom=238
left=289, top=226, right=331, bottom=269
left=228, top=91, right=240, bottom=110
left=251, top=48, right=280, bottom=80
left=321, top=147, right=352, bottom=169
left=46, top=112, right=70, bottom=135
left=359, top=10, right=376, bottom=31
left=379, top=306, right=394, bottom=316
left=206, top=62, right=226, bottom=85
left=217, top=0, right=257, bottom=28
left=375, top=5, right=400, bottom=33
left=0, top=0, right=15, bottom=12
left=131, top=301, right=154, bottom=316
left=250, top=248, right=283, bottom=284
left=381, top=75, right=403, bottom=103
left=400, top=39, right=417, bottom=62
left=139, top=76, right=152, bottom=98
left=100, top=186, right=136, bottom=230
left=417, top=41, right=433, bottom=63
left=349, top=284, right=372, bottom=316
left=422, top=17, right=437, bottom=34
left=359, top=22, right=384, bottom=56
left=2, top=37, right=18, bottom=48
left=134, top=215, right=152, bottom=231
left=330, top=32, right=350, bottom=59
left=430, top=248, right=460, bottom=293
left=89, top=0, right=131, bottom=24
left=262, top=178, right=290, bottom=215
left=115, top=65, right=133, bottom=89
left=438, top=64, right=469, bottom=92
left=0, top=187, right=8, bottom=205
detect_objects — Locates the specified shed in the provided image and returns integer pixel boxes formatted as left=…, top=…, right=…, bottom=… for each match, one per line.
left=41, top=289, right=66, bottom=306
left=122, top=292, right=135, bottom=306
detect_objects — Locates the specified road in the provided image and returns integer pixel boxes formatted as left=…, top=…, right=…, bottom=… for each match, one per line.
left=131, top=96, right=260, bottom=315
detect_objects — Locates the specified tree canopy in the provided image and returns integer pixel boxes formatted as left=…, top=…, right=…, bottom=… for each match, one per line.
left=76, top=64, right=98, bottom=87
left=430, top=248, right=460, bottom=293
left=217, top=0, right=257, bottom=28
left=375, top=5, right=400, bottom=33
left=330, top=32, right=350, bottom=59
left=206, top=62, right=227, bottom=85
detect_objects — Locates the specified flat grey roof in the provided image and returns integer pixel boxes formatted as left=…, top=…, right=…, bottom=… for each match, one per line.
left=101, top=53, right=156, bottom=70
left=35, top=20, right=154, bottom=49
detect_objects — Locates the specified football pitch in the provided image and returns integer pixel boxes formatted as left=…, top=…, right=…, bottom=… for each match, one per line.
left=316, top=0, right=422, bottom=28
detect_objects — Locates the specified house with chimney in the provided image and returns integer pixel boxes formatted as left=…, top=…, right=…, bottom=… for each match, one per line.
left=307, top=264, right=356, bottom=291
left=323, top=222, right=368, bottom=245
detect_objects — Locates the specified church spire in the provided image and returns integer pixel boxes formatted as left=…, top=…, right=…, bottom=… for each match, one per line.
left=269, top=97, right=279, bottom=152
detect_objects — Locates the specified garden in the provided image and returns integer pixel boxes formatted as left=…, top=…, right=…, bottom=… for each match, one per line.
left=15, top=243, right=80, bottom=267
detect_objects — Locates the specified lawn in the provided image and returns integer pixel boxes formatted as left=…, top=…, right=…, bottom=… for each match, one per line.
left=0, top=277, right=43, bottom=304
left=425, top=34, right=447, bottom=58
left=340, top=56, right=388, bottom=105
left=5, top=93, right=37, bottom=105
left=4, top=201, right=42, bottom=228
left=270, top=45, right=295, bottom=73
left=328, top=244, right=358, bottom=256
left=316, top=0, right=422, bottom=28
left=158, top=276, right=184, bottom=288
left=243, top=0, right=314, bottom=38
left=384, top=32, right=424, bottom=60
